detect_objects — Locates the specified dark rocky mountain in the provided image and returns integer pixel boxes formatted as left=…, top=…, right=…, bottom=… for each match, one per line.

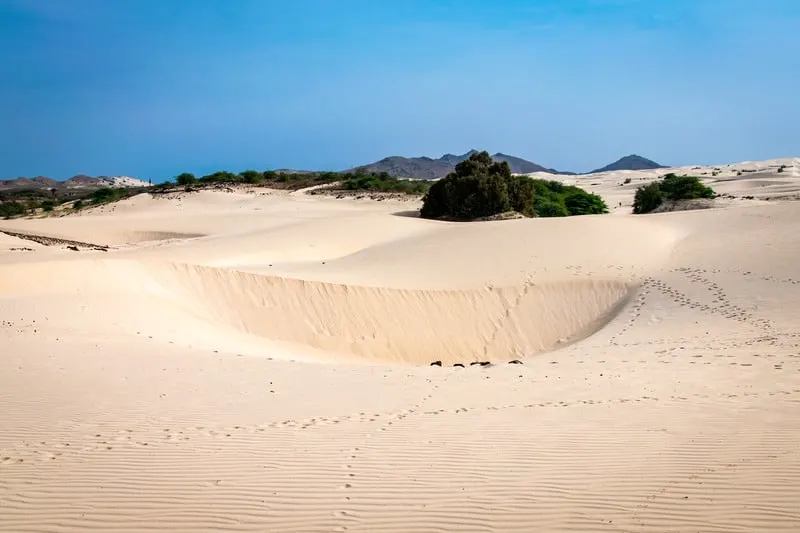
left=349, top=150, right=568, bottom=179
left=589, top=154, right=665, bottom=174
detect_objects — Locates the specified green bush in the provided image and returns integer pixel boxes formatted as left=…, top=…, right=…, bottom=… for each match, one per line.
left=239, top=170, right=264, bottom=184
left=91, top=187, right=130, bottom=205
left=41, top=200, right=55, bottom=212
left=659, top=173, right=715, bottom=201
left=0, top=201, right=26, bottom=219
left=564, top=190, right=608, bottom=215
left=531, top=179, right=607, bottom=217
left=534, top=197, right=569, bottom=217
left=633, top=174, right=715, bottom=214
left=176, top=173, right=196, bottom=186
left=199, top=171, right=238, bottom=183
left=632, top=182, right=664, bottom=214
left=73, top=200, right=84, bottom=210
left=339, top=172, right=428, bottom=195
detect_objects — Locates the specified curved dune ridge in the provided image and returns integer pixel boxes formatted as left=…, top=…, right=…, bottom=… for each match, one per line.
left=158, top=262, right=633, bottom=364
left=0, top=258, right=632, bottom=364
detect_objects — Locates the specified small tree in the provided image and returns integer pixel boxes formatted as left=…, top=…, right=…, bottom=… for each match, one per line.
left=421, top=151, right=519, bottom=220
left=176, top=173, right=196, bottom=186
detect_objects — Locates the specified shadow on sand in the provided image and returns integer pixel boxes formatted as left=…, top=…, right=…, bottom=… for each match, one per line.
left=391, top=210, right=421, bottom=218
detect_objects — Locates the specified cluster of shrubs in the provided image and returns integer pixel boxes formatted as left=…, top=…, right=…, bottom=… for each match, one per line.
left=90, top=187, right=133, bottom=205
left=632, top=173, right=715, bottom=214
left=420, top=151, right=607, bottom=220
left=0, top=201, right=26, bottom=219
left=170, top=169, right=429, bottom=194
left=0, top=185, right=146, bottom=219
left=532, top=179, right=608, bottom=217
left=340, top=173, right=429, bottom=194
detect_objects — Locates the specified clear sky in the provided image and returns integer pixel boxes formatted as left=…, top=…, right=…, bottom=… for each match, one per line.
left=1, top=0, right=798, bottom=181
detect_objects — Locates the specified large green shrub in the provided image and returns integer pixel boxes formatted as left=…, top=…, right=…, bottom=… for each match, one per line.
left=421, top=151, right=532, bottom=220
left=633, top=174, right=715, bottom=214
left=176, top=172, right=196, bottom=186
left=532, top=179, right=607, bottom=217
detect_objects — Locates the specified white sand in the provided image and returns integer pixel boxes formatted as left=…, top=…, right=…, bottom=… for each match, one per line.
left=1, top=159, right=800, bottom=532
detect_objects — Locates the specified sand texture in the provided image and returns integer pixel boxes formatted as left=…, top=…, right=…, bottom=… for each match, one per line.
left=2, top=159, right=800, bottom=532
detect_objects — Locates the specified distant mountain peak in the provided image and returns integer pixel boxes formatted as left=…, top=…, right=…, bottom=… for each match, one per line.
left=349, top=150, right=568, bottom=179
left=590, top=154, right=665, bottom=174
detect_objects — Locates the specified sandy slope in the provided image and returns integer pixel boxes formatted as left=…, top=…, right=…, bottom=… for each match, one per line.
left=1, top=160, right=800, bottom=532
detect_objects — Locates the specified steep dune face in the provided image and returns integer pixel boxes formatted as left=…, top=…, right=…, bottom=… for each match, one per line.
left=0, top=258, right=632, bottom=364
left=156, top=263, right=633, bottom=364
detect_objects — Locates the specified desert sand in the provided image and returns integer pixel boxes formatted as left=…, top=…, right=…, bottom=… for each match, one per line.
left=1, top=158, right=799, bottom=532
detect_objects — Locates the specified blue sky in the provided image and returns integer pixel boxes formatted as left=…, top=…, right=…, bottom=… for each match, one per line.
left=1, top=0, right=798, bottom=181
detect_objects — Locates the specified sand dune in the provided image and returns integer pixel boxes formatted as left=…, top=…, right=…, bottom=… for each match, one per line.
left=2, top=158, right=800, bottom=531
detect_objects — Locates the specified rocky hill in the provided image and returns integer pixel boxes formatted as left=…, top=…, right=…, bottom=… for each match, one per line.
left=589, top=155, right=665, bottom=174
left=349, top=150, right=568, bottom=179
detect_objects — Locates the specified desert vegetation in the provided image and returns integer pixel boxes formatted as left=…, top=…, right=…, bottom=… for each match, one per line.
left=0, top=169, right=431, bottom=219
left=0, top=185, right=147, bottom=219
left=0, top=200, right=26, bottom=219
left=163, top=169, right=430, bottom=195
left=632, top=173, right=716, bottom=214
left=420, top=151, right=607, bottom=220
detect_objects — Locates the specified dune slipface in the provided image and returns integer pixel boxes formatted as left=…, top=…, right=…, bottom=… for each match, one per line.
left=154, top=263, right=633, bottom=364
left=0, top=258, right=632, bottom=364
